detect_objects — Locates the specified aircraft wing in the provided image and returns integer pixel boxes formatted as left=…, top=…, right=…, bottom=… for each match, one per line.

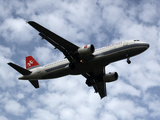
left=27, top=21, right=80, bottom=64
left=82, top=67, right=107, bottom=99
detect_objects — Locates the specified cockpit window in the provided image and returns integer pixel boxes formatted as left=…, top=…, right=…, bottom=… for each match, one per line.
left=134, top=40, right=140, bottom=41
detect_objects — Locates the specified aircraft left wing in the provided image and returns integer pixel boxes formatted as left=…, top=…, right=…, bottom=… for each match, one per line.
left=82, top=67, right=107, bottom=99
left=27, top=21, right=80, bottom=65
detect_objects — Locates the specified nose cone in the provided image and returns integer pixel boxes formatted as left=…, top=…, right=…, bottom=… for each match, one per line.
left=140, top=41, right=149, bottom=50
left=144, top=43, right=150, bottom=50
left=134, top=41, right=150, bottom=54
left=146, top=43, right=150, bottom=48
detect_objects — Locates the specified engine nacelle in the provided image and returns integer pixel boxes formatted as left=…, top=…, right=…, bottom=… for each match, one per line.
left=103, top=72, right=118, bottom=82
left=77, top=44, right=95, bottom=56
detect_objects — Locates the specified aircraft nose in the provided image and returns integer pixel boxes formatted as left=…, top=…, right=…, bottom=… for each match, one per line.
left=141, top=42, right=149, bottom=48
left=145, top=43, right=150, bottom=49
left=139, top=42, right=150, bottom=51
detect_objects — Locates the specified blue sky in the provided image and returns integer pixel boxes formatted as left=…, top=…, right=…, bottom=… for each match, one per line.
left=0, top=0, right=160, bottom=120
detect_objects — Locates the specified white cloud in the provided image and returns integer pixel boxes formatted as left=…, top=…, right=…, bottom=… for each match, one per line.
left=0, top=45, right=17, bottom=89
left=99, top=112, right=117, bottom=120
left=0, top=0, right=160, bottom=120
left=149, top=100, right=160, bottom=117
left=4, top=100, right=26, bottom=116
left=0, top=45, right=12, bottom=57
left=109, top=81, right=141, bottom=97
left=102, top=5, right=126, bottom=28
left=139, top=2, right=158, bottom=24
left=16, top=92, right=25, bottom=100
left=0, top=18, right=34, bottom=44
left=33, top=46, right=63, bottom=64
left=60, top=107, right=78, bottom=120
left=106, top=98, right=148, bottom=120
left=143, top=93, right=160, bottom=118
left=26, top=108, right=57, bottom=120
left=0, top=116, right=8, bottom=120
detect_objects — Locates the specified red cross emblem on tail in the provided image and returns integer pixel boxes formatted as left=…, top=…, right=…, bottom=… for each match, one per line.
left=26, top=56, right=40, bottom=69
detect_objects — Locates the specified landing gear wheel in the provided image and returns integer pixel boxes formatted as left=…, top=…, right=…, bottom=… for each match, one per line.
left=127, top=59, right=131, bottom=64
left=126, top=54, right=131, bottom=64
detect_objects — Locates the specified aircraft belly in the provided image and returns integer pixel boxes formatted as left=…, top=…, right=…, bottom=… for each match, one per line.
left=70, top=57, right=107, bottom=75
left=41, top=44, right=148, bottom=79
left=79, top=45, right=147, bottom=72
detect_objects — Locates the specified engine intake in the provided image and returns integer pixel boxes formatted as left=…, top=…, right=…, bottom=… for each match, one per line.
left=77, top=44, right=95, bottom=56
left=103, top=72, right=118, bottom=82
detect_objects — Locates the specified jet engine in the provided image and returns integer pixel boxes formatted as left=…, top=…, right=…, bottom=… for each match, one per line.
left=77, top=44, right=95, bottom=56
left=103, top=72, right=118, bottom=82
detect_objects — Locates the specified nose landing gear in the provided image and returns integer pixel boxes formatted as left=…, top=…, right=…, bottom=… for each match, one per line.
left=127, top=58, right=131, bottom=64
left=126, top=54, right=131, bottom=64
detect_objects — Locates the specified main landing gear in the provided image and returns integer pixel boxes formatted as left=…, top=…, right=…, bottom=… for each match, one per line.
left=126, top=54, right=131, bottom=64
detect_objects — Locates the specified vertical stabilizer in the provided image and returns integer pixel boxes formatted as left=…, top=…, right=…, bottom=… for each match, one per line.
left=26, top=56, right=40, bottom=69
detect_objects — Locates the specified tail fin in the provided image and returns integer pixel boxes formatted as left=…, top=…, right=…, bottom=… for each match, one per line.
left=8, top=58, right=40, bottom=89
left=26, top=56, right=40, bottom=88
left=26, top=56, right=40, bottom=69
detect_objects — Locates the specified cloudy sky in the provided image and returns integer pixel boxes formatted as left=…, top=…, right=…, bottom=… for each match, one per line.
left=0, top=0, right=160, bottom=120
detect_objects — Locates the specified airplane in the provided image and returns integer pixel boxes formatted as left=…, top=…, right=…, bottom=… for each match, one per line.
left=8, top=21, right=149, bottom=99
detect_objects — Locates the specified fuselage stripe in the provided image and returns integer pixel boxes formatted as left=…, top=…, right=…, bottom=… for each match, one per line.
left=94, top=43, right=148, bottom=56
left=45, top=63, right=68, bottom=72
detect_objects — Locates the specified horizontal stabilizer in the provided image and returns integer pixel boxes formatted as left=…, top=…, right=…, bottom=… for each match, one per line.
left=29, top=80, right=39, bottom=88
left=8, top=62, right=32, bottom=75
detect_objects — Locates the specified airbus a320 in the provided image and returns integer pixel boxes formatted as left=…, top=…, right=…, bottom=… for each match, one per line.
left=8, top=21, right=149, bottom=99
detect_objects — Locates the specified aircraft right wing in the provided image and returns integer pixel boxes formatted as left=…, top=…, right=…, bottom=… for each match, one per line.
left=27, top=21, right=80, bottom=65
left=82, top=67, right=107, bottom=99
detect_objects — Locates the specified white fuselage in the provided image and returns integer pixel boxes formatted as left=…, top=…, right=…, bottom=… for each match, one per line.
left=19, top=40, right=149, bottom=80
